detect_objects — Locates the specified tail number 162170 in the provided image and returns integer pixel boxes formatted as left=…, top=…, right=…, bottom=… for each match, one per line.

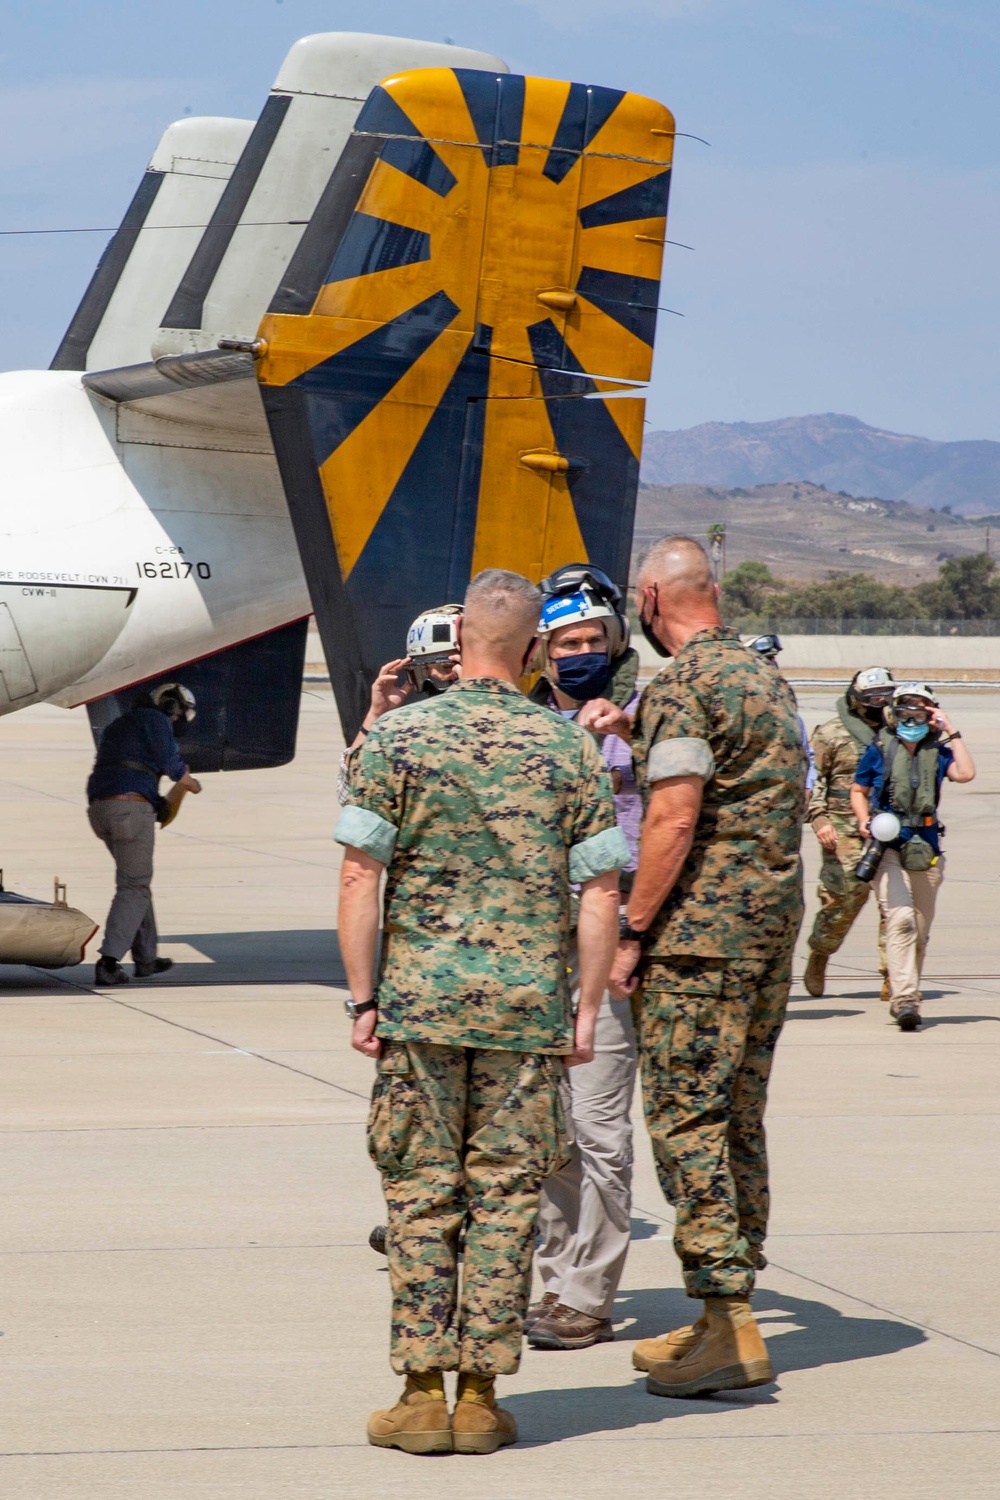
left=137, top=560, right=212, bottom=580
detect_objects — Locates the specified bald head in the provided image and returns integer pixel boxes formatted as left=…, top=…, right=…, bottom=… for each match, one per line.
left=637, top=535, right=721, bottom=656
left=638, top=536, right=716, bottom=602
left=461, top=569, right=542, bottom=678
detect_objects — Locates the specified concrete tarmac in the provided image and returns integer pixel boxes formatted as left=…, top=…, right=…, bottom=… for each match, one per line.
left=0, top=688, right=997, bottom=1499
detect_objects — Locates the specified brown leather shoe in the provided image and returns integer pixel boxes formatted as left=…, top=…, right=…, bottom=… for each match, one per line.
left=645, top=1297, right=773, bottom=1398
left=527, top=1301, right=614, bottom=1350
left=453, top=1382, right=517, bottom=1455
left=367, top=1376, right=452, bottom=1455
left=632, top=1313, right=707, bottom=1371
left=524, top=1291, right=559, bottom=1331
left=803, top=950, right=827, bottom=997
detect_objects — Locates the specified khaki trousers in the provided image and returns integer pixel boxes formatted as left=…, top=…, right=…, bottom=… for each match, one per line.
left=535, top=993, right=638, bottom=1319
left=875, top=848, right=945, bottom=1006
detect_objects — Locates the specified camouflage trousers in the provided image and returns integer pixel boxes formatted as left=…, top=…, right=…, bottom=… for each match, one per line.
left=634, top=950, right=793, bottom=1299
left=367, top=1040, right=568, bottom=1375
left=807, top=824, right=871, bottom=956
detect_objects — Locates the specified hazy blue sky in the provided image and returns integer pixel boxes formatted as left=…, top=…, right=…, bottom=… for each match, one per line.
left=3, top=0, right=998, bottom=439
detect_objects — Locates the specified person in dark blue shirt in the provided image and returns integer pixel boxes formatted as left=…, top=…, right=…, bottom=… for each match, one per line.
left=850, top=682, right=975, bottom=1030
left=87, top=683, right=202, bottom=986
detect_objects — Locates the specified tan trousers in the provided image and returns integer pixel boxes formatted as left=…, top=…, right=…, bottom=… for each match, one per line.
left=875, top=848, right=945, bottom=1006
left=535, top=993, right=638, bottom=1319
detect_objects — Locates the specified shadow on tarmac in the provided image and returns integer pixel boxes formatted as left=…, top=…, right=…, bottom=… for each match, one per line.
left=510, top=1287, right=925, bottom=1442
left=786, top=1007, right=865, bottom=1020
left=0, top=929, right=347, bottom=994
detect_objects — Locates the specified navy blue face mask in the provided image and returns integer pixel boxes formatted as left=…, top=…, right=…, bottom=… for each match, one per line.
left=554, top=651, right=612, bottom=701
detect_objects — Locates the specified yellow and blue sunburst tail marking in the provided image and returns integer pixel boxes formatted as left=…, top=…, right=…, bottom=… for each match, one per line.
left=256, top=68, right=674, bottom=735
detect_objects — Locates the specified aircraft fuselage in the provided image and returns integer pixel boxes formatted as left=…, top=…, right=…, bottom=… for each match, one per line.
left=0, top=369, right=309, bottom=714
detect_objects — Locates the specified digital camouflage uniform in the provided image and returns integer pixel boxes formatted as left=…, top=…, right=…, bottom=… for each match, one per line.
left=806, top=699, right=877, bottom=957
left=631, top=627, right=807, bottom=1300
left=334, top=677, right=627, bottom=1374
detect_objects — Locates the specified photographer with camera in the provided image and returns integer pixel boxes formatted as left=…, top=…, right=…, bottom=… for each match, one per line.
left=850, top=683, right=975, bottom=1031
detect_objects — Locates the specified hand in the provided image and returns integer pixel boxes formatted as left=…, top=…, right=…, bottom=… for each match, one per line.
left=575, top=698, right=632, bottom=740
left=351, top=1007, right=381, bottom=1058
left=368, top=658, right=412, bottom=721
left=930, top=708, right=954, bottom=735
left=859, top=821, right=871, bottom=839
left=609, top=939, right=641, bottom=1000
left=563, top=1015, right=596, bottom=1068
left=181, top=774, right=202, bottom=794
left=815, top=821, right=838, bottom=853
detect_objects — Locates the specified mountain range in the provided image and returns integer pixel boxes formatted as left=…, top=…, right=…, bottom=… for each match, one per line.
left=639, top=414, right=1000, bottom=516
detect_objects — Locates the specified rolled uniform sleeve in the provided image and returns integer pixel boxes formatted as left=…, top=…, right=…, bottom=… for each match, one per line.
left=647, top=735, right=714, bottom=783
left=332, top=729, right=399, bottom=865
left=568, top=736, right=629, bottom=881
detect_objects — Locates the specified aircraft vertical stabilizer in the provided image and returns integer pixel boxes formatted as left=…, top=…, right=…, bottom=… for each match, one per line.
left=256, top=69, right=674, bottom=735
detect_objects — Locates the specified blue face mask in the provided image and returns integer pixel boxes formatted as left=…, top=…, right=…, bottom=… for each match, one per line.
left=554, top=651, right=612, bottom=702
left=897, top=721, right=929, bottom=744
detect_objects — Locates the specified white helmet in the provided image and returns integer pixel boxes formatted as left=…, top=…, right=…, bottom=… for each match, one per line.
left=853, top=666, right=895, bottom=696
left=535, top=564, right=630, bottom=670
left=150, top=682, right=196, bottom=723
left=892, top=680, right=938, bottom=707
left=405, top=605, right=462, bottom=693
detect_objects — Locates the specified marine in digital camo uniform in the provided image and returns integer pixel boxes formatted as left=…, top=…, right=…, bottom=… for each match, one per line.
left=803, top=667, right=894, bottom=999
left=609, top=536, right=807, bottom=1399
left=335, top=570, right=626, bottom=1456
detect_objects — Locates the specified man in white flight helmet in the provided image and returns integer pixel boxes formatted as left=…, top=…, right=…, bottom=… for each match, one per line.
left=337, top=606, right=462, bottom=805
left=523, top=564, right=642, bottom=1352
left=803, top=666, right=895, bottom=999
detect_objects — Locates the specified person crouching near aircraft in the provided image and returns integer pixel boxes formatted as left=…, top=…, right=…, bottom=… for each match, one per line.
left=336, top=605, right=461, bottom=805
left=803, top=667, right=895, bottom=999
left=87, top=683, right=202, bottom=986
left=521, top=564, right=642, bottom=1352
left=850, top=682, right=975, bottom=1032
left=335, top=569, right=626, bottom=1455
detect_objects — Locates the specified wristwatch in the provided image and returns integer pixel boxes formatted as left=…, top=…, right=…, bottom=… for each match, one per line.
left=619, top=915, right=647, bottom=943
left=344, top=998, right=378, bottom=1020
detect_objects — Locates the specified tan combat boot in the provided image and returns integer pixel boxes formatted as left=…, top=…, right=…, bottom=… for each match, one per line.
left=880, top=974, right=891, bottom=1003
left=645, top=1296, right=773, bottom=1398
left=452, top=1373, right=517, bottom=1455
left=367, top=1373, right=452, bottom=1455
left=803, top=950, right=827, bottom=997
left=632, top=1312, right=707, bottom=1371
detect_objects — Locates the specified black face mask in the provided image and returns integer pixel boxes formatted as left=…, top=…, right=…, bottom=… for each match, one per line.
left=639, top=603, right=671, bottom=658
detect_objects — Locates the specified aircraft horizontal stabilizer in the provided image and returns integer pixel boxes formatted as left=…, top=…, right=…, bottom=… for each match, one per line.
left=255, top=68, right=674, bottom=737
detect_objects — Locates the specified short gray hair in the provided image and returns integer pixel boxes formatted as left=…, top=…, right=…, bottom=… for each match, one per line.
left=463, top=569, right=542, bottom=650
left=465, top=569, right=542, bottom=620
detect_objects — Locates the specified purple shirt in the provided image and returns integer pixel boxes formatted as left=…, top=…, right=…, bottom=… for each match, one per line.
left=554, top=692, right=640, bottom=871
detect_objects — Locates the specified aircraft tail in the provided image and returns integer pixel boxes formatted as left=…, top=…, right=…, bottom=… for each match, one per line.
left=52, top=35, right=506, bottom=373
left=256, top=68, right=674, bottom=734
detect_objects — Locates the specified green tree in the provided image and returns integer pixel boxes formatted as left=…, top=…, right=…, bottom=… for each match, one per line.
left=924, top=553, right=1000, bottom=619
left=720, top=560, right=780, bottom=613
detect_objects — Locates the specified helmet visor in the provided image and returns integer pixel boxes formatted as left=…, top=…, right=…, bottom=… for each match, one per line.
left=540, top=564, right=623, bottom=610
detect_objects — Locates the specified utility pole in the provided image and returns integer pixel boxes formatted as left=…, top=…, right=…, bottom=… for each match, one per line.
left=707, top=523, right=726, bottom=584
